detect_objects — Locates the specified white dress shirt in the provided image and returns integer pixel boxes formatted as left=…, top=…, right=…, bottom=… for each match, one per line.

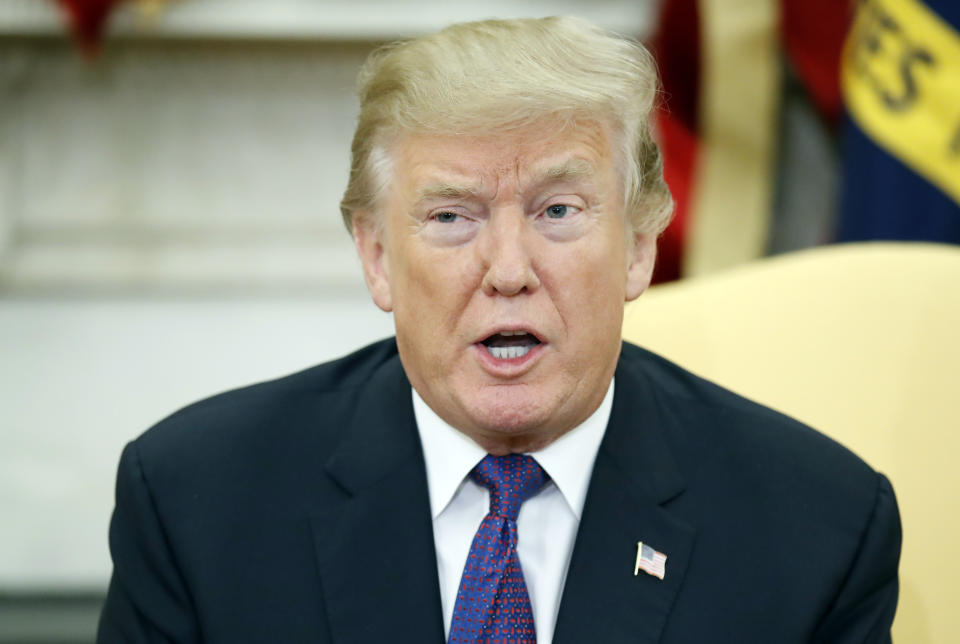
left=413, top=380, right=613, bottom=644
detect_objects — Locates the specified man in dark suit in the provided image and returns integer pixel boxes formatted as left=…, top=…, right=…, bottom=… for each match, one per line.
left=98, top=16, right=900, bottom=644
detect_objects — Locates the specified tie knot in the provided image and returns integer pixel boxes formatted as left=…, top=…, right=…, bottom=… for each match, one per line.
left=470, top=454, right=548, bottom=521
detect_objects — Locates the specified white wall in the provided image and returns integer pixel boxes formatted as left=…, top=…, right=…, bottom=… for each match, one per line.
left=0, top=39, right=369, bottom=292
left=0, top=295, right=395, bottom=589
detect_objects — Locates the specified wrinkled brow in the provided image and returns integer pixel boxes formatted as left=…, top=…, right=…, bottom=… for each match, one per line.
left=414, top=158, right=597, bottom=205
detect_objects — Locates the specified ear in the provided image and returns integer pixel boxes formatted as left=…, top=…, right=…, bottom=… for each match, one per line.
left=353, top=216, right=394, bottom=312
left=625, top=232, right=657, bottom=302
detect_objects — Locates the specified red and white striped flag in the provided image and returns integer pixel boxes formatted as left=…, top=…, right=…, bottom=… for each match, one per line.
left=634, top=542, right=667, bottom=580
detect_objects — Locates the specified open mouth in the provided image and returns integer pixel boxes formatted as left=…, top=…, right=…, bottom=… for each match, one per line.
left=480, top=330, right=542, bottom=360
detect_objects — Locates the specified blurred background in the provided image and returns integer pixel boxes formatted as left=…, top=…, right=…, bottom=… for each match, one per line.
left=1, top=0, right=957, bottom=641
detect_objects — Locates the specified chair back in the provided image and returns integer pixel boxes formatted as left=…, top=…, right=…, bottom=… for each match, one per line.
left=623, top=242, right=960, bottom=642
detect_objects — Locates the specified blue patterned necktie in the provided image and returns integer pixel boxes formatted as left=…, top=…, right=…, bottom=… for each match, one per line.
left=448, top=454, right=549, bottom=644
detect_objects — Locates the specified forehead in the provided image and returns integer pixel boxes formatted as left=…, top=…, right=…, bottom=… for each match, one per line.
left=388, top=119, right=617, bottom=194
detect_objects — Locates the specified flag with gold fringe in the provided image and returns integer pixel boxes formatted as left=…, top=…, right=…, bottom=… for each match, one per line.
left=838, top=0, right=960, bottom=243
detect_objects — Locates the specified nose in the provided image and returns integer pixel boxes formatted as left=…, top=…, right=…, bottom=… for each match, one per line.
left=479, top=208, right=541, bottom=296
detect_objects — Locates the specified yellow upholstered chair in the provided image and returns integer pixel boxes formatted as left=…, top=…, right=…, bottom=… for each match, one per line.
left=623, top=242, right=960, bottom=643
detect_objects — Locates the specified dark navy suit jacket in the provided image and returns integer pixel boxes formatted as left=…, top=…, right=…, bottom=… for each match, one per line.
left=98, top=339, right=900, bottom=643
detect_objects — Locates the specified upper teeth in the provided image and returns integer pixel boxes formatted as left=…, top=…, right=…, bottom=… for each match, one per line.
left=499, top=330, right=526, bottom=336
left=488, top=345, right=533, bottom=360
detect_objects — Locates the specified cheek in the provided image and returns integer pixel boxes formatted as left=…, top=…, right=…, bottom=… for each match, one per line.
left=563, top=240, right=628, bottom=298
left=390, top=243, right=480, bottom=329
left=549, top=244, right=628, bottom=338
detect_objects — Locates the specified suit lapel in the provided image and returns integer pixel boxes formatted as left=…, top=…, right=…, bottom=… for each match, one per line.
left=554, top=350, right=697, bottom=644
left=309, top=353, right=446, bottom=644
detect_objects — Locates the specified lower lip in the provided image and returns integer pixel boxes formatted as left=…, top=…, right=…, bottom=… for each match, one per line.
left=472, top=342, right=544, bottom=375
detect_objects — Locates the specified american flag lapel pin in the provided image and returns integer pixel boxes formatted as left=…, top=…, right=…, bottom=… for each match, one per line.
left=634, top=541, right=667, bottom=580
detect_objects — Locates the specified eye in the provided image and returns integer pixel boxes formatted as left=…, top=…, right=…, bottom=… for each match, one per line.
left=434, top=211, right=460, bottom=223
left=546, top=204, right=569, bottom=219
left=544, top=203, right=583, bottom=220
left=534, top=199, right=588, bottom=241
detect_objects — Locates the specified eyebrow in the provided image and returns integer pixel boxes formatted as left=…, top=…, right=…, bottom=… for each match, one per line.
left=532, top=158, right=598, bottom=186
left=415, top=182, right=484, bottom=203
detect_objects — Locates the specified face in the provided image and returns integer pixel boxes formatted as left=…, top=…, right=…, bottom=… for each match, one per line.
left=354, top=118, right=656, bottom=454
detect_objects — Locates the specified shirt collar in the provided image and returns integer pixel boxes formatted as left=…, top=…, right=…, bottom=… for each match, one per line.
left=413, top=379, right=614, bottom=520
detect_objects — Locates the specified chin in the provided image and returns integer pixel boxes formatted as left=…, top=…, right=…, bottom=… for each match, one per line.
left=463, top=385, right=557, bottom=437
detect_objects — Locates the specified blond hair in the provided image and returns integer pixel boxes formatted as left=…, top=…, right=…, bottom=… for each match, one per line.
left=340, top=16, right=673, bottom=236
